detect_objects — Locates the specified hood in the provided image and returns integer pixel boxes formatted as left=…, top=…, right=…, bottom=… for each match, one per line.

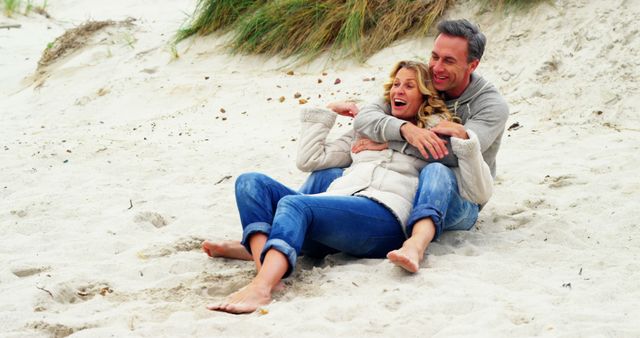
left=445, top=72, right=492, bottom=118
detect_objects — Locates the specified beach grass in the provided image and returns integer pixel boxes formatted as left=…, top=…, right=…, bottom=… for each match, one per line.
left=3, top=0, right=22, bottom=17
left=2, top=0, right=50, bottom=17
left=175, top=0, right=261, bottom=43
left=176, top=0, right=544, bottom=62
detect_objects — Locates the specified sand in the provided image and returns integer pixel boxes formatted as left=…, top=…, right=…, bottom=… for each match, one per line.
left=1, top=0, right=639, bottom=336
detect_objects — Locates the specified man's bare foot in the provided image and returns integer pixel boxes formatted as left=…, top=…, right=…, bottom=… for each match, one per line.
left=207, top=282, right=272, bottom=314
left=202, top=240, right=252, bottom=261
left=387, top=248, right=420, bottom=273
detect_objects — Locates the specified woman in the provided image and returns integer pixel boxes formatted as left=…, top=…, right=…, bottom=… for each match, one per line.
left=207, top=61, right=457, bottom=314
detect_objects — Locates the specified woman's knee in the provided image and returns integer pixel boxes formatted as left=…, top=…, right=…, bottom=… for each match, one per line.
left=235, top=172, right=270, bottom=196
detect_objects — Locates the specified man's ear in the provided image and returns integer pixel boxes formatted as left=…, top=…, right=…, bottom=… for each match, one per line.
left=468, top=59, right=480, bottom=73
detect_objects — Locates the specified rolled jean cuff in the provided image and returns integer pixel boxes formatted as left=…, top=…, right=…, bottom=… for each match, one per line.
left=241, top=222, right=272, bottom=254
left=261, top=238, right=298, bottom=279
left=407, top=205, right=444, bottom=241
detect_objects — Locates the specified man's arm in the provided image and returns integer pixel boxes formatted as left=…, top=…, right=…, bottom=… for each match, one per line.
left=352, top=100, right=404, bottom=142
left=353, top=100, right=457, bottom=164
left=388, top=139, right=458, bottom=166
left=457, top=96, right=510, bottom=154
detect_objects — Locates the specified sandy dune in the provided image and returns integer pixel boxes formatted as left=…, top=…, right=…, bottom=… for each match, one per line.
left=1, top=0, right=639, bottom=336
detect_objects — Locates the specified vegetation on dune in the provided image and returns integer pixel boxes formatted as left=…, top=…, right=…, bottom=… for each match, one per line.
left=175, top=0, right=263, bottom=42
left=2, top=0, right=49, bottom=18
left=176, top=0, right=545, bottom=62
left=2, top=0, right=22, bottom=16
left=37, top=18, right=135, bottom=70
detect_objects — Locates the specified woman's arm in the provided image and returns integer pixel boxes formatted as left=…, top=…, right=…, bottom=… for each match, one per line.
left=296, top=107, right=354, bottom=172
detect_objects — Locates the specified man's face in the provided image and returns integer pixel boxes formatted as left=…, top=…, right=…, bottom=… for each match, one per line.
left=429, top=34, right=479, bottom=99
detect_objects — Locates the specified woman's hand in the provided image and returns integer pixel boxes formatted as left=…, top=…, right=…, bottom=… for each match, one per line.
left=351, top=137, right=388, bottom=153
left=327, top=101, right=359, bottom=118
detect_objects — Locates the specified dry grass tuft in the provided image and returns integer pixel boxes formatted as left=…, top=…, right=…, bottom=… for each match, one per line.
left=37, top=18, right=135, bottom=69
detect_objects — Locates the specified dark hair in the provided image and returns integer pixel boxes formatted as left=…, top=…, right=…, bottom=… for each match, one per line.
left=436, top=19, right=486, bottom=62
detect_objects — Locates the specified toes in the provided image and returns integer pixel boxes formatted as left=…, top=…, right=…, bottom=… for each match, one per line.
left=206, top=303, right=221, bottom=311
left=201, top=242, right=211, bottom=256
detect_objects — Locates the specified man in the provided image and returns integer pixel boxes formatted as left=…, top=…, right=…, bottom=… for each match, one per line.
left=328, top=19, right=509, bottom=272
left=203, top=19, right=508, bottom=274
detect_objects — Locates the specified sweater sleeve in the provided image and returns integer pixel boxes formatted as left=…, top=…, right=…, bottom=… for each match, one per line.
left=463, top=94, right=509, bottom=153
left=353, top=99, right=404, bottom=142
left=296, top=107, right=354, bottom=172
left=388, top=139, right=459, bottom=167
left=451, top=129, right=493, bottom=205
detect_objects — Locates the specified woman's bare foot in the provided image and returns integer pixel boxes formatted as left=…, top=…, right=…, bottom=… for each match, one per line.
left=202, top=240, right=252, bottom=261
left=387, top=220, right=434, bottom=273
left=387, top=247, right=421, bottom=273
left=207, top=282, right=272, bottom=314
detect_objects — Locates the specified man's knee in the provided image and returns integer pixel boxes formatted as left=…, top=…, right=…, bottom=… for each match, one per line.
left=418, top=163, right=456, bottom=190
left=420, top=162, right=450, bottom=178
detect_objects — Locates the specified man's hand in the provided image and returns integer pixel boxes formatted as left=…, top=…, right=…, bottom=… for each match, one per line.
left=431, top=120, right=468, bottom=139
left=399, top=123, right=448, bottom=159
left=352, top=137, right=388, bottom=153
left=327, top=101, right=359, bottom=118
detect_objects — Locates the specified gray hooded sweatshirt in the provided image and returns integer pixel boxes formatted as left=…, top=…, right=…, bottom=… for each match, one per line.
left=354, top=73, right=509, bottom=178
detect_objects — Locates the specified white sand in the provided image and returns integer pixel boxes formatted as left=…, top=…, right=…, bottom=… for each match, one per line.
left=1, top=0, right=639, bottom=336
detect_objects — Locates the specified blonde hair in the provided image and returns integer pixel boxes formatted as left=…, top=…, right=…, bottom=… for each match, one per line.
left=383, top=60, right=460, bottom=128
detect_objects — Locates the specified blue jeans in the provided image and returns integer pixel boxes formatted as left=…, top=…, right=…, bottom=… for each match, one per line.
left=302, top=163, right=479, bottom=241
left=297, top=168, right=344, bottom=194
left=235, top=172, right=406, bottom=277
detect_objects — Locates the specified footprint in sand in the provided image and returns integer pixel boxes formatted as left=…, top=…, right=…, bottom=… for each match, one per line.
left=134, top=211, right=170, bottom=228
left=27, top=321, right=93, bottom=338
left=492, top=214, right=532, bottom=231
left=11, top=265, right=50, bottom=278
left=505, top=216, right=532, bottom=231
left=45, top=281, right=113, bottom=304
left=10, top=209, right=28, bottom=217
left=323, top=305, right=358, bottom=322
left=137, top=236, right=205, bottom=259
left=524, top=198, right=550, bottom=210
left=541, top=174, right=585, bottom=188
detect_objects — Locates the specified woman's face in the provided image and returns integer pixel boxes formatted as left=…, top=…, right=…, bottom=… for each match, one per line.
left=390, top=67, right=423, bottom=121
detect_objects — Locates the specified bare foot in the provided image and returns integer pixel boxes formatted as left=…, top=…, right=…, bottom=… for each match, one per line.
left=207, top=282, right=272, bottom=314
left=202, top=240, right=252, bottom=261
left=387, top=248, right=420, bottom=273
